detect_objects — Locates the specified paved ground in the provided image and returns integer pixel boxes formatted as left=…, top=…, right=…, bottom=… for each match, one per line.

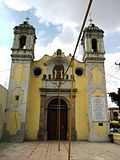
left=0, top=141, right=120, bottom=160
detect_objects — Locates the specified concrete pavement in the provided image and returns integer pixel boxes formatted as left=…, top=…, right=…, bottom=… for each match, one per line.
left=0, top=141, right=120, bottom=160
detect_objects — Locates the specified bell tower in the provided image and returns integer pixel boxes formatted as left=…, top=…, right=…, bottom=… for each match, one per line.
left=3, top=21, right=36, bottom=142
left=11, top=20, right=36, bottom=59
left=82, top=23, right=105, bottom=62
left=81, top=23, right=109, bottom=141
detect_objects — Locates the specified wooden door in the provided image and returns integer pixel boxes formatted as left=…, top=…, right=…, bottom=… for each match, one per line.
left=47, top=98, right=67, bottom=140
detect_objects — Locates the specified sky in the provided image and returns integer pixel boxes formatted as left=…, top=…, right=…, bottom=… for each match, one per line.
left=0, top=0, right=120, bottom=107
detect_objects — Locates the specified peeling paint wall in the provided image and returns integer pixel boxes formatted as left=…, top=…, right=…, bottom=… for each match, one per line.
left=0, top=85, right=7, bottom=139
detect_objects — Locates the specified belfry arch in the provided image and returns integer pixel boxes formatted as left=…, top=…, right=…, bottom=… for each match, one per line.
left=19, top=35, right=26, bottom=49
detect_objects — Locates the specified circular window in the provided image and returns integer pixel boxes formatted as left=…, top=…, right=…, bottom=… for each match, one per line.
left=75, top=68, right=83, bottom=76
left=33, top=67, right=42, bottom=76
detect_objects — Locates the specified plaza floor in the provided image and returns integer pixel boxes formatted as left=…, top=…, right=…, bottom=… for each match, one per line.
left=0, top=141, right=120, bottom=160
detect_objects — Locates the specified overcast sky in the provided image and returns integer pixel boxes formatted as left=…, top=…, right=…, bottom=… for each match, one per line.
left=0, top=0, right=120, bottom=107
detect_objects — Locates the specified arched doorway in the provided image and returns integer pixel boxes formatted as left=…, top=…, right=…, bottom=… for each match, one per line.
left=47, top=98, right=68, bottom=140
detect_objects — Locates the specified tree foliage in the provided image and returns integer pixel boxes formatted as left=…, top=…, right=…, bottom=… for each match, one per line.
left=108, top=88, right=120, bottom=111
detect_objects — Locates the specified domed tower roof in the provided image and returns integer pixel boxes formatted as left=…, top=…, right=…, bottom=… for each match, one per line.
left=81, top=22, right=104, bottom=48
left=13, top=21, right=35, bottom=34
left=84, top=23, right=104, bottom=33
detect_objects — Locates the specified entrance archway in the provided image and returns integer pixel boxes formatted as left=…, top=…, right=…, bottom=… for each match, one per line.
left=47, top=98, right=68, bottom=140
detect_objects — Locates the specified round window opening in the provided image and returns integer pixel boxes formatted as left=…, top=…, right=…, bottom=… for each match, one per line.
left=33, top=67, right=42, bottom=76
left=75, top=68, right=83, bottom=76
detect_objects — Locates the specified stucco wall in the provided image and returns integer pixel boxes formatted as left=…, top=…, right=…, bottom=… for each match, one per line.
left=25, top=59, right=45, bottom=139
left=0, top=84, right=7, bottom=139
left=74, top=61, right=88, bottom=140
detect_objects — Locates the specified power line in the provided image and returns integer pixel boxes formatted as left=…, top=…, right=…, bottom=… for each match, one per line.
left=67, top=1, right=94, bottom=160
left=106, top=58, right=120, bottom=74
left=63, top=0, right=93, bottom=81
left=106, top=73, right=120, bottom=81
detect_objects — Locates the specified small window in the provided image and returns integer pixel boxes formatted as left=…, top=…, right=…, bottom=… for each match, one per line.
left=113, top=112, right=118, bottom=120
left=43, top=74, right=46, bottom=80
left=92, top=39, right=97, bottom=52
left=48, top=74, right=51, bottom=79
left=53, top=64, right=64, bottom=79
left=33, top=67, right=42, bottom=76
left=15, top=95, right=19, bottom=101
left=98, top=123, right=103, bottom=126
left=66, top=74, right=68, bottom=79
left=20, top=35, right=26, bottom=49
left=75, top=68, right=83, bottom=76
left=57, top=49, right=62, bottom=56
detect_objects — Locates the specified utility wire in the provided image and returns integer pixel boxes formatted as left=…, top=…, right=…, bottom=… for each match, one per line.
left=67, top=1, right=93, bottom=160
left=64, top=0, right=93, bottom=80
left=106, top=73, right=120, bottom=81
left=106, top=58, right=120, bottom=74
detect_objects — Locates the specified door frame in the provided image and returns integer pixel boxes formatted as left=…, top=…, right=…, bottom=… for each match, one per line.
left=38, top=88, right=77, bottom=141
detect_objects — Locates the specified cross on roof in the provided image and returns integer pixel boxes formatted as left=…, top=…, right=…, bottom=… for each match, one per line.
left=89, top=13, right=93, bottom=24
left=89, top=18, right=93, bottom=24
left=25, top=11, right=30, bottom=22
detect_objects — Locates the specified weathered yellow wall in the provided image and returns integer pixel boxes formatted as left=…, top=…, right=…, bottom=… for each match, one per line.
left=7, top=112, right=21, bottom=135
left=91, top=67, right=103, bottom=85
left=92, top=122, right=108, bottom=137
left=10, top=88, right=24, bottom=109
left=25, top=56, right=48, bottom=140
left=74, top=61, right=88, bottom=140
left=12, top=64, right=26, bottom=83
left=6, top=64, right=26, bottom=135
left=0, top=85, right=7, bottom=138
left=25, top=76, right=41, bottom=139
left=90, top=67, right=108, bottom=140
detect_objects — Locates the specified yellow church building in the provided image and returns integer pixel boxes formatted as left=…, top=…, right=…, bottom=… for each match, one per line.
left=2, top=20, right=109, bottom=142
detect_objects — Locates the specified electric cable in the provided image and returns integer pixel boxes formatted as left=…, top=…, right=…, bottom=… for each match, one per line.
left=67, top=1, right=94, bottom=160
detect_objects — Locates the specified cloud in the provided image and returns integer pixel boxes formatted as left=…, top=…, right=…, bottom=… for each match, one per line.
left=3, top=0, right=120, bottom=31
left=116, top=27, right=120, bottom=33
left=4, top=0, right=85, bottom=27
left=90, top=0, right=120, bottom=32
left=35, top=26, right=80, bottom=60
left=0, top=45, right=11, bottom=69
left=0, top=45, right=11, bottom=88
left=116, top=46, right=120, bottom=50
left=37, top=30, right=47, bottom=45
left=105, top=52, right=120, bottom=107
left=105, top=52, right=120, bottom=76
left=59, top=27, right=78, bottom=44
left=3, top=0, right=30, bottom=11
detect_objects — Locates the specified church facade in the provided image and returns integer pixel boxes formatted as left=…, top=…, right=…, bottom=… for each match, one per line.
left=2, top=21, right=109, bottom=142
